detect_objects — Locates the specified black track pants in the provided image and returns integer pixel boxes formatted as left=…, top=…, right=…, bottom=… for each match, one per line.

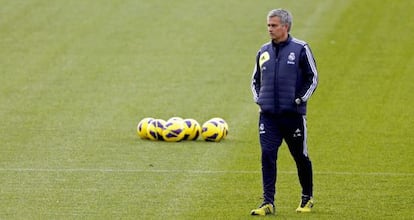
left=259, top=112, right=313, bottom=205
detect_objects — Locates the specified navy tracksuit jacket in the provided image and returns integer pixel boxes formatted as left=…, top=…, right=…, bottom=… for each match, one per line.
left=251, top=35, right=318, bottom=204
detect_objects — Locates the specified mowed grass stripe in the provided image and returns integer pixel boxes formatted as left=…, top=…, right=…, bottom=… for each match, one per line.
left=0, top=167, right=413, bottom=177
left=0, top=3, right=145, bottom=216
left=309, top=0, right=414, bottom=174
left=1, top=1, right=146, bottom=169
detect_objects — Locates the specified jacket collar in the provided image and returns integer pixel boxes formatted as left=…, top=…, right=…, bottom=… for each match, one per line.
left=271, top=34, right=292, bottom=47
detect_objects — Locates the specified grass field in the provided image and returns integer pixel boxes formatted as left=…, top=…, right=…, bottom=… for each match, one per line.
left=1, top=0, right=413, bottom=219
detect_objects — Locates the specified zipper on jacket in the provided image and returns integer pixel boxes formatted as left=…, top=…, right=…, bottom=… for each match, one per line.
left=274, top=44, right=280, bottom=113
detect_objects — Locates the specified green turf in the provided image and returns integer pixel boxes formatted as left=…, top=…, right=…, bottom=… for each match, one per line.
left=1, top=0, right=413, bottom=219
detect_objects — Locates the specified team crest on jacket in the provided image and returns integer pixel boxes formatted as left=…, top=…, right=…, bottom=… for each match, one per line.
left=287, top=52, right=296, bottom=64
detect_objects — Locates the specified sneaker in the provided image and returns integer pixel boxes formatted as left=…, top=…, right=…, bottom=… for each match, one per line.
left=251, top=203, right=275, bottom=216
left=295, top=196, right=314, bottom=213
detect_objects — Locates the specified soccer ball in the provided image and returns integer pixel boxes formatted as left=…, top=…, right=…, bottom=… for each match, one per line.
left=201, top=120, right=225, bottom=142
left=137, top=117, right=154, bottom=139
left=182, top=118, right=201, bottom=140
left=146, top=119, right=166, bottom=141
left=209, top=117, right=228, bottom=138
left=162, top=120, right=186, bottom=142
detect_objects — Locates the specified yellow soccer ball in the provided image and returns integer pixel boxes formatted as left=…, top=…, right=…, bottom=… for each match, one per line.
left=146, top=119, right=166, bottom=141
left=201, top=120, right=224, bottom=142
left=209, top=117, right=229, bottom=138
left=137, top=117, right=154, bottom=139
left=182, top=118, right=201, bottom=141
left=162, top=120, right=186, bottom=142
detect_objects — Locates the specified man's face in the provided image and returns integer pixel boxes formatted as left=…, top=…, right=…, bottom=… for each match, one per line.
left=267, top=16, right=288, bottom=43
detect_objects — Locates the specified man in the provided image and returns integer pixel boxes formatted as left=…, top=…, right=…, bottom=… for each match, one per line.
left=250, top=9, right=318, bottom=216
